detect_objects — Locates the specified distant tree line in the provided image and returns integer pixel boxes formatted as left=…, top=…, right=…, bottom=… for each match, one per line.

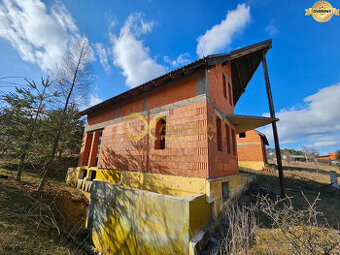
left=267, top=146, right=320, bottom=163
left=268, top=147, right=340, bottom=164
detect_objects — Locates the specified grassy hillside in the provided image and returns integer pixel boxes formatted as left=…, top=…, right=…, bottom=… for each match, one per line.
left=0, top=164, right=91, bottom=255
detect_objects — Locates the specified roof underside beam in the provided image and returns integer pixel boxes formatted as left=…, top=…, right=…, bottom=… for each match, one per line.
left=230, top=50, right=266, bottom=105
left=226, top=114, right=278, bottom=134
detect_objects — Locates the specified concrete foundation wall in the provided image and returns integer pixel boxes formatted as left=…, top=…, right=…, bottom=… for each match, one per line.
left=67, top=167, right=252, bottom=218
left=67, top=167, right=207, bottom=197
left=87, top=181, right=211, bottom=255
left=66, top=168, right=253, bottom=254
left=206, top=174, right=253, bottom=217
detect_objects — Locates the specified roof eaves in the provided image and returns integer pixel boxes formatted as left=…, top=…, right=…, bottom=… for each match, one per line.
left=78, top=57, right=209, bottom=116
left=78, top=39, right=272, bottom=117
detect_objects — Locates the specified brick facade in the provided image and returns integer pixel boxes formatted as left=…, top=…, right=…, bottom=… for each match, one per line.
left=236, top=130, right=268, bottom=163
left=79, top=64, right=239, bottom=179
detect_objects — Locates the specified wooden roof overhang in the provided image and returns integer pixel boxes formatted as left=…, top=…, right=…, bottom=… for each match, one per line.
left=226, top=114, right=278, bottom=136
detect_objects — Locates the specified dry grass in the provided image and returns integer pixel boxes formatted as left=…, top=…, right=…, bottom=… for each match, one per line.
left=0, top=161, right=91, bottom=255
left=252, top=226, right=340, bottom=255
left=242, top=167, right=340, bottom=228
left=283, top=169, right=334, bottom=184
left=271, top=160, right=338, bottom=172
left=250, top=194, right=340, bottom=255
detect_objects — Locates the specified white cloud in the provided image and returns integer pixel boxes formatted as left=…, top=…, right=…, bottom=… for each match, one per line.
left=0, top=0, right=80, bottom=71
left=89, top=94, right=103, bottom=106
left=196, top=4, right=251, bottom=57
left=265, top=22, right=278, bottom=36
left=314, top=141, right=338, bottom=147
left=261, top=83, right=340, bottom=149
left=164, top=53, right=191, bottom=67
left=110, top=13, right=165, bottom=88
left=77, top=93, right=103, bottom=110
left=94, top=43, right=111, bottom=73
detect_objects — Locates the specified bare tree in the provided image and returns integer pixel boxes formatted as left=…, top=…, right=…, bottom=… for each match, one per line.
left=301, top=145, right=318, bottom=163
left=37, top=37, right=93, bottom=193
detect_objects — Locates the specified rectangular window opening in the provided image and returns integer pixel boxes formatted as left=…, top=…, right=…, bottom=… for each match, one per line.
left=222, top=182, right=229, bottom=201
left=216, top=117, right=222, bottom=151
left=155, top=117, right=166, bottom=150
left=89, top=170, right=96, bottom=181
left=231, top=129, right=237, bottom=155
left=226, top=124, right=231, bottom=154
left=79, top=169, right=87, bottom=179
left=239, top=132, right=246, bottom=138
left=95, top=132, right=102, bottom=167
left=228, top=82, right=232, bottom=106
left=222, top=74, right=227, bottom=99
left=84, top=133, right=93, bottom=166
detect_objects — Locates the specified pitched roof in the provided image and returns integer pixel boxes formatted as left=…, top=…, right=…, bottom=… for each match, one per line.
left=254, top=130, right=269, bottom=145
left=79, top=39, right=272, bottom=116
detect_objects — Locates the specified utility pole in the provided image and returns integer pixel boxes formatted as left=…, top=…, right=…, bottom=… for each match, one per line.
left=261, top=51, right=286, bottom=198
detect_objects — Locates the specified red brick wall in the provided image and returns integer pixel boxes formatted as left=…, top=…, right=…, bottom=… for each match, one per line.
left=146, top=77, right=196, bottom=110
left=88, top=106, right=116, bottom=126
left=97, top=101, right=209, bottom=178
left=87, top=77, right=196, bottom=126
left=79, top=132, right=93, bottom=166
left=207, top=64, right=238, bottom=178
left=119, top=97, right=144, bottom=117
left=79, top=76, right=212, bottom=178
left=79, top=68, right=242, bottom=179
left=209, top=64, right=234, bottom=115
left=207, top=104, right=238, bottom=178
left=236, top=130, right=266, bottom=162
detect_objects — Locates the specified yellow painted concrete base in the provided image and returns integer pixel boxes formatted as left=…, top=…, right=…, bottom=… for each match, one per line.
left=88, top=181, right=211, bottom=255
left=206, top=174, right=253, bottom=217
left=66, top=167, right=206, bottom=197
left=238, top=161, right=266, bottom=170
left=66, top=167, right=254, bottom=254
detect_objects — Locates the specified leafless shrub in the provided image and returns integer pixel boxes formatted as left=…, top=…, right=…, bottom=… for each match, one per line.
left=255, top=193, right=340, bottom=254
left=219, top=203, right=258, bottom=255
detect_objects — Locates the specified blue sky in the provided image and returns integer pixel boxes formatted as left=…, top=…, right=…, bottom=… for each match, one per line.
left=0, top=0, right=339, bottom=154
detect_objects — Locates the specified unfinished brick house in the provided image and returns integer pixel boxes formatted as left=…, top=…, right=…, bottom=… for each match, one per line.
left=316, top=152, right=339, bottom=164
left=237, top=130, right=269, bottom=170
left=66, top=39, right=278, bottom=254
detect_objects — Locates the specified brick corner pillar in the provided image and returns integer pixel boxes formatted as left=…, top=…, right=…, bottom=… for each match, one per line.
left=88, top=132, right=102, bottom=167
left=79, top=132, right=93, bottom=166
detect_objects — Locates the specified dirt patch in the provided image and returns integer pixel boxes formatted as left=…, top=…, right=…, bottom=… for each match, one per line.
left=0, top=176, right=90, bottom=255
left=51, top=189, right=89, bottom=232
